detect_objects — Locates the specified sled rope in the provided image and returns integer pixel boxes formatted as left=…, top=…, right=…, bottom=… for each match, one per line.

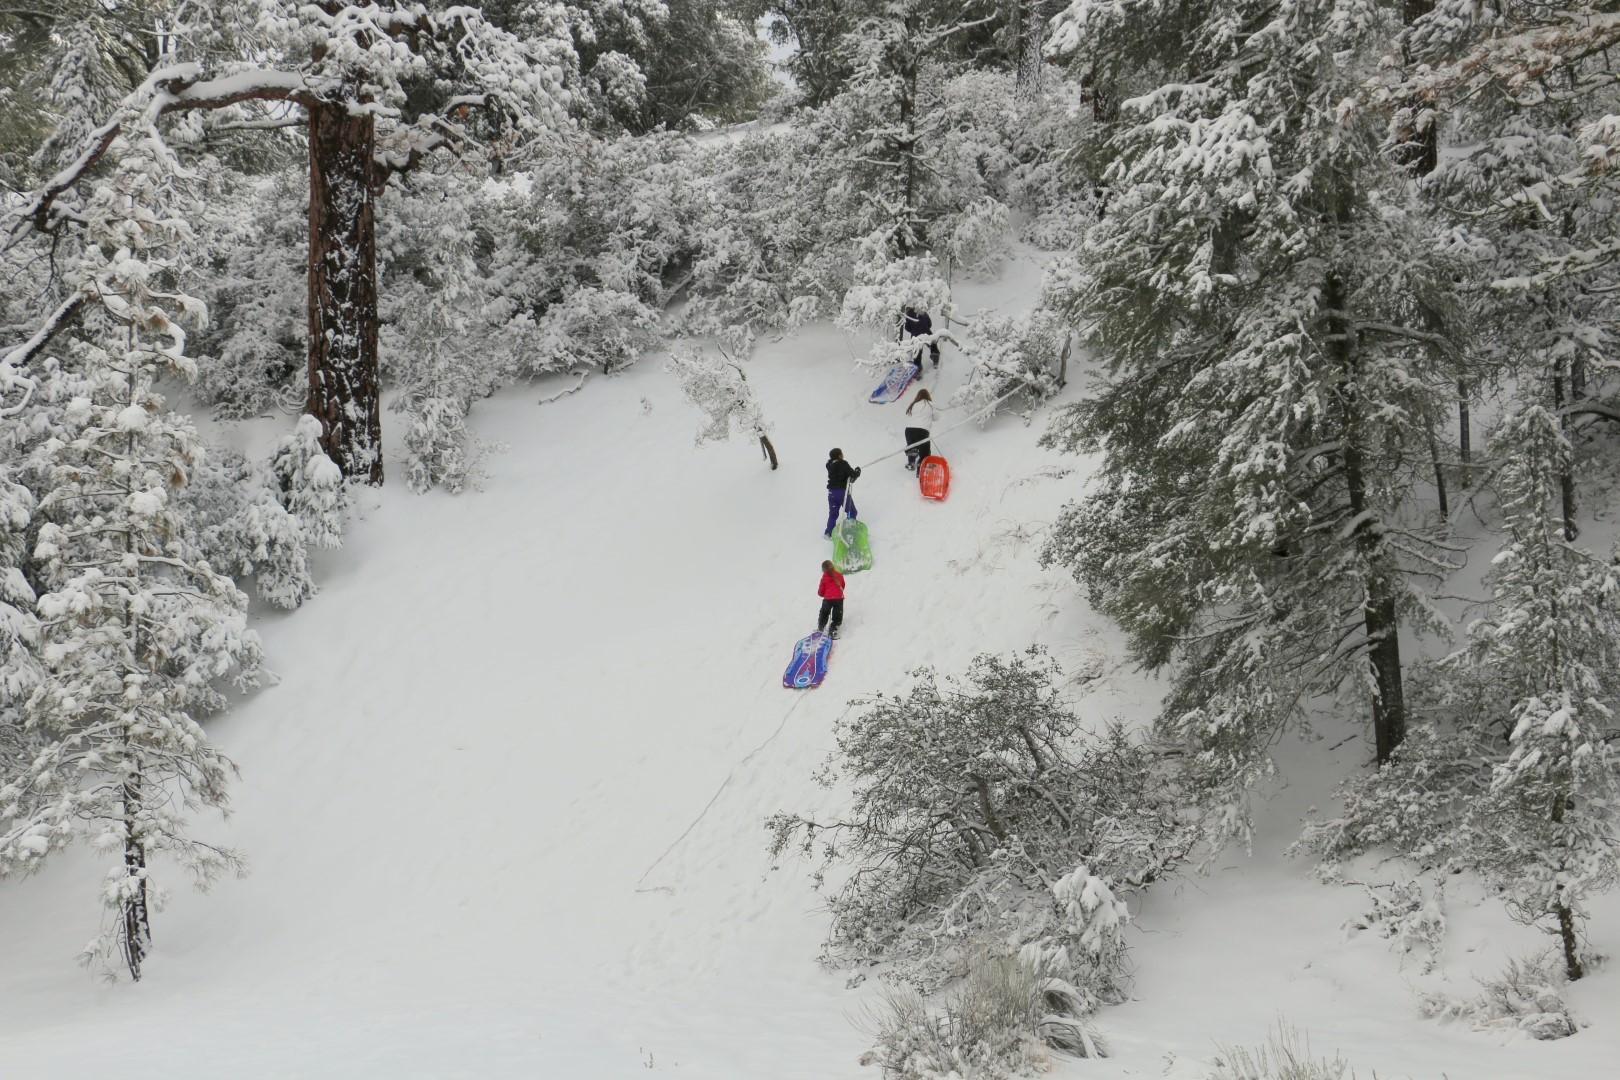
left=634, top=692, right=818, bottom=895
left=857, top=386, right=1028, bottom=470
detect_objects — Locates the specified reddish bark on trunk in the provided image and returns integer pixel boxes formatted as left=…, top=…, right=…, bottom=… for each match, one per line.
left=306, top=102, right=383, bottom=485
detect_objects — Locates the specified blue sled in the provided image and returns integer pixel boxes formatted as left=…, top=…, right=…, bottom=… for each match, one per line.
left=784, top=631, right=834, bottom=689
left=869, top=363, right=919, bottom=404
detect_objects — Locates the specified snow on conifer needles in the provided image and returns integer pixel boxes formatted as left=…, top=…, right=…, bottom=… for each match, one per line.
left=0, top=126, right=261, bottom=982
left=3, top=0, right=1620, bottom=1073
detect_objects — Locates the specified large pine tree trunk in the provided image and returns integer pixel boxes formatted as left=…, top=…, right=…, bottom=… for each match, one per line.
left=306, top=102, right=383, bottom=485
left=1428, top=424, right=1449, bottom=522
left=1014, top=0, right=1044, bottom=100
left=1326, top=272, right=1408, bottom=764
left=1344, top=431, right=1409, bottom=764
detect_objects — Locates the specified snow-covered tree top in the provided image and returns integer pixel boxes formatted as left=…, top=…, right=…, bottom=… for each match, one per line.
left=10, top=1, right=579, bottom=242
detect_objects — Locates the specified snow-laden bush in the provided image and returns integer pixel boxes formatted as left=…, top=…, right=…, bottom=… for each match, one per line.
left=861, top=955, right=1105, bottom=1080
left=769, top=648, right=1195, bottom=994
left=1421, top=953, right=1579, bottom=1041
left=839, top=251, right=952, bottom=336
left=1208, top=1025, right=1352, bottom=1080
left=952, top=308, right=1069, bottom=422
left=401, top=395, right=500, bottom=496
left=666, top=346, right=777, bottom=468
left=941, top=196, right=1012, bottom=277
left=179, top=450, right=316, bottom=610
left=529, top=286, right=660, bottom=375
left=190, top=167, right=306, bottom=418
left=269, top=415, right=347, bottom=550
left=382, top=189, right=510, bottom=495
left=1341, top=879, right=1445, bottom=975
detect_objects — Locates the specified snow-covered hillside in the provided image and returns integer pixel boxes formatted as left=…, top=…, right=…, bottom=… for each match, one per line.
left=4, top=247, right=1617, bottom=1079
left=0, top=251, right=1093, bottom=1076
left=3, top=244, right=1607, bottom=1080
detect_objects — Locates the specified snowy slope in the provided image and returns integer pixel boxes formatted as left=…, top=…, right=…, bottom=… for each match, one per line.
left=2, top=247, right=1619, bottom=1079
left=0, top=249, right=1132, bottom=1078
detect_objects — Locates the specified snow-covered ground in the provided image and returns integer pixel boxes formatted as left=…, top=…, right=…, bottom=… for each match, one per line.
left=1, top=249, right=1617, bottom=1078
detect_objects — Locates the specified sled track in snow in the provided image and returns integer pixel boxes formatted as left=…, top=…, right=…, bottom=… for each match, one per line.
left=634, top=693, right=836, bottom=895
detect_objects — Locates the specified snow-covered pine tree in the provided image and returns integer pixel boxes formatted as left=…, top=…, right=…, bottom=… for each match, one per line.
left=1388, top=2, right=1620, bottom=523
left=1041, top=1, right=1462, bottom=827
left=11, top=0, right=578, bottom=484
left=827, top=0, right=1003, bottom=259
left=1304, top=403, right=1620, bottom=982
left=269, top=414, right=347, bottom=550
left=480, top=130, right=686, bottom=371
left=1, top=355, right=96, bottom=801
left=383, top=174, right=507, bottom=495
left=1450, top=404, right=1620, bottom=980
left=0, top=375, right=45, bottom=794
left=681, top=123, right=848, bottom=336
left=1, top=126, right=261, bottom=981
left=666, top=345, right=778, bottom=468
left=183, top=452, right=318, bottom=610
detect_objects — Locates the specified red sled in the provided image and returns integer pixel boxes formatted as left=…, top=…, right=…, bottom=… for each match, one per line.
left=917, top=455, right=950, bottom=501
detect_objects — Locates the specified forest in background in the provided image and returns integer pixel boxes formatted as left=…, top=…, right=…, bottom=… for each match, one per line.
left=5, top=2, right=1620, bottom=1075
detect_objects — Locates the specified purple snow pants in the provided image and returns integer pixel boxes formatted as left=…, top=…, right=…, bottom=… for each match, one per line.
left=824, top=489, right=857, bottom=535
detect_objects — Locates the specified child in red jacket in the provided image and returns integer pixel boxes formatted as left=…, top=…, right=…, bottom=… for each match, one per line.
left=816, top=560, right=846, bottom=639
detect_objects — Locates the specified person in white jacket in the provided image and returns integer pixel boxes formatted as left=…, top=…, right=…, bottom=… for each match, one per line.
left=903, top=388, right=937, bottom=471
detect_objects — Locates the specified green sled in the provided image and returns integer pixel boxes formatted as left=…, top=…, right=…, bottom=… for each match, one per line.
left=832, top=518, right=873, bottom=573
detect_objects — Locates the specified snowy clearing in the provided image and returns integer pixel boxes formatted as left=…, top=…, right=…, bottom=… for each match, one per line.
left=4, top=247, right=1617, bottom=1078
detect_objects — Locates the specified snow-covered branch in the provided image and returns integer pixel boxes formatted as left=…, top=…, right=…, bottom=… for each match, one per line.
left=14, top=65, right=325, bottom=239
left=0, top=291, right=88, bottom=375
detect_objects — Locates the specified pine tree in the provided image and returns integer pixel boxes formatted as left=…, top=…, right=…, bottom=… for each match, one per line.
left=1041, top=1, right=1463, bottom=827
left=1458, top=405, right=1620, bottom=980
left=1, top=356, right=94, bottom=812
left=0, top=128, right=260, bottom=981
left=830, top=0, right=1000, bottom=259
left=1304, top=404, right=1620, bottom=982
left=11, top=0, right=578, bottom=484
left=1387, top=2, right=1620, bottom=523
left=269, top=415, right=348, bottom=550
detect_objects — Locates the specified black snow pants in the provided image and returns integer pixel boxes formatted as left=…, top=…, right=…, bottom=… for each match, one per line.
left=904, top=427, right=931, bottom=469
left=817, top=598, right=844, bottom=632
